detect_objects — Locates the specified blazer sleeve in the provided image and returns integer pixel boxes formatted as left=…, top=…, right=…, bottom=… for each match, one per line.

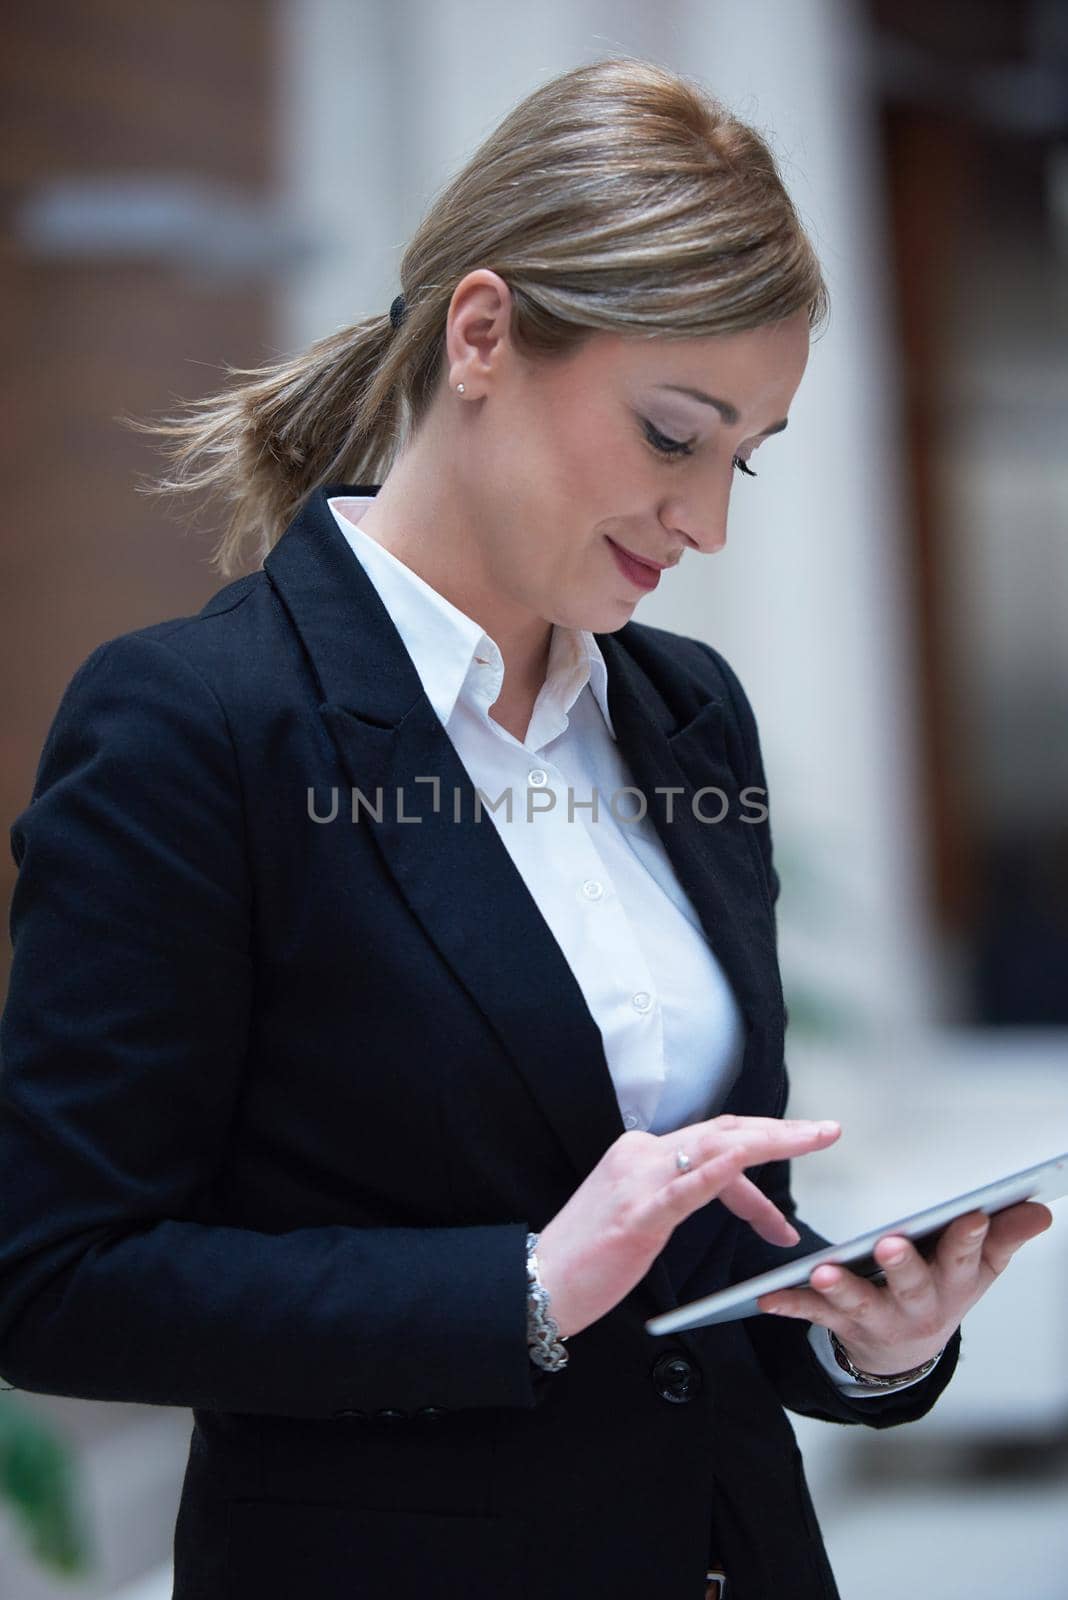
left=0, top=632, right=543, bottom=1420
left=698, top=640, right=963, bottom=1428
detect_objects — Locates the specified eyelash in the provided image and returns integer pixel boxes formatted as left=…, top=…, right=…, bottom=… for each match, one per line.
left=642, top=420, right=758, bottom=477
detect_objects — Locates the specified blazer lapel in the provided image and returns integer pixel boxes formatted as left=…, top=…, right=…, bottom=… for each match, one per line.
left=595, top=631, right=782, bottom=1048
left=596, top=633, right=787, bottom=1314
left=265, top=484, right=783, bottom=1343
left=264, top=485, right=623, bottom=1193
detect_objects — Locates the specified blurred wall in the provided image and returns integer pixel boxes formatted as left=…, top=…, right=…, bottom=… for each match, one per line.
left=0, top=4, right=280, bottom=1595
left=0, top=0, right=280, bottom=1004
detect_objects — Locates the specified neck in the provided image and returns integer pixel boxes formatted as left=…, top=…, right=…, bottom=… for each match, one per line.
left=349, top=449, right=554, bottom=701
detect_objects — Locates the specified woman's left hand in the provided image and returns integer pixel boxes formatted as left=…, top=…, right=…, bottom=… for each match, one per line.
left=757, top=1200, right=1054, bottom=1375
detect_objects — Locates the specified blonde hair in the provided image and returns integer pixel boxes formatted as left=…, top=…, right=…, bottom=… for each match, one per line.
left=122, top=56, right=829, bottom=578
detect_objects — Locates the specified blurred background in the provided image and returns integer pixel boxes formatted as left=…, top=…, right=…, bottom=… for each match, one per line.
left=1, top=1, right=1066, bottom=1596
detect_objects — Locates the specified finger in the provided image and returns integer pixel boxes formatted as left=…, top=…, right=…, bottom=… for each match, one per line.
left=757, top=1284, right=839, bottom=1327
left=717, top=1171, right=801, bottom=1246
left=691, top=1120, right=841, bottom=1169
left=655, top=1124, right=840, bottom=1246
left=872, top=1235, right=941, bottom=1328
left=982, top=1201, right=1054, bottom=1275
left=931, top=1211, right=991, bottom=1298
left=699, top=1114, right=842, bottom=1139
left=655, top=1147, right=800, bottom=1247
left=682, top=1114, right=842, bottom=1156
left=761, top=1262, right=884, bottom=1331
left=653, top=1144, right=751, bottom=1223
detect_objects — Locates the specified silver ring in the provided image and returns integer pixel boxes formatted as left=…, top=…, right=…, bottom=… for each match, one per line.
left=675, top=1148, right=692, bottom=1175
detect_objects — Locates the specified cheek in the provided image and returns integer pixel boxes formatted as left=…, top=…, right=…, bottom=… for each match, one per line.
left=536, top=391, right=634, bottom=499
left=540, top=425, right=599, bottom=507
left=485, top=401, right=651, bottom=589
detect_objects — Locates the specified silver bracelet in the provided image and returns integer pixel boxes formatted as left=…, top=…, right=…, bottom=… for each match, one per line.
left=829, top=1329, right=942, bottom=1388
left=525, top=1231, right=569, bottom=1372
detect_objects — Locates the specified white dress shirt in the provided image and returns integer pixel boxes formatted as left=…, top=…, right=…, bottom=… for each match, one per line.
left=327, top=494, right=938, bottom=1399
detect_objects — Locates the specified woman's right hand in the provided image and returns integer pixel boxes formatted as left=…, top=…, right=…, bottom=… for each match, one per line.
left=534, top=1114, right=841, bottom=1340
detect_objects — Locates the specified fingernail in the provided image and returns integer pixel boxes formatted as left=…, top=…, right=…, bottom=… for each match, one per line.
left=819, top=1122, right=840, bottom=1135
left=968, top=1221, right=989, bottom=1240
left=885, top=1249, right=907, bottom=1265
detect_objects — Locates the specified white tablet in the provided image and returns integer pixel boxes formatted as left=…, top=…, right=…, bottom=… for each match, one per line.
left=644, top=1149, right=1068, bottom=1336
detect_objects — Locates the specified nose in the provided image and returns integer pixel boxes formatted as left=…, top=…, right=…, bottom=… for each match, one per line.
left=662, top=475, right=731, bottom=555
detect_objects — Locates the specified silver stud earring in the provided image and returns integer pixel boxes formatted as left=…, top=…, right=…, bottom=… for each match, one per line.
left=456, top=383, right=465, bottom=395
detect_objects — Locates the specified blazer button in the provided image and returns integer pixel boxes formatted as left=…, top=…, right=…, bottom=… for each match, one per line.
left=651, top=1351, right=703, bottom=1404
left=374, top=1407, right=408, bottom=1421
left=414, top=1405, right=449, bottom=1420
left=334, top=1409, right=368, bottom=1420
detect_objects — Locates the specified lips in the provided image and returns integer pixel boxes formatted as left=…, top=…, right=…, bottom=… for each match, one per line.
left=607, top=537, right=663, bottom=591
left=610, top=541, right=668, bottom=571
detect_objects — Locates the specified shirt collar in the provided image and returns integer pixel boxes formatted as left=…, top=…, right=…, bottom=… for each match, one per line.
left=327, top=495, right=615, bottom=740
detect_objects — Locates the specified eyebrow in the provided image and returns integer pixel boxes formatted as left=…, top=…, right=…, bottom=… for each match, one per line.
left=657, top=384, right=789, bottom=437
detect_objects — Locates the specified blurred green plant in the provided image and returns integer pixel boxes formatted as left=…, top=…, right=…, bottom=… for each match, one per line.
left=0, top=1390, right=92, bottom=1576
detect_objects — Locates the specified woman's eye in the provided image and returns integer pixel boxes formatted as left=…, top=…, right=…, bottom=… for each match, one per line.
left=642, top=420, right=694, bottom=459
left=642, top=419, right=757, bottom=478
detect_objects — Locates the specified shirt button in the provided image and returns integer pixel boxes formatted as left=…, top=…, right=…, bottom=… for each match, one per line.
left=528, top=769, right=549, bottom=786
left=632, top=991, right=652, bottom=1013
left=622, top=1110, right=640, bottom=1130
left=582, top=880, right=604, bottom=900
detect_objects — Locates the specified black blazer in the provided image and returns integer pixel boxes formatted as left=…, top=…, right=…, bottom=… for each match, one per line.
left=0, top=482, right=960, bottom=1599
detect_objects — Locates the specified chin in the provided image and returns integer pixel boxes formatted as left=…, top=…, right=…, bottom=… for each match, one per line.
left=572, top=600, right=637, bottom=635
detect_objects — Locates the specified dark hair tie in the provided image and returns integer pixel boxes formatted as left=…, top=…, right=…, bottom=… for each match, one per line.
left=389, top=293, right=407, bottom=330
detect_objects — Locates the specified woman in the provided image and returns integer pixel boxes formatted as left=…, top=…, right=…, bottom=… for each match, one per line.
left=0, top=57, right=1051, bottom=1600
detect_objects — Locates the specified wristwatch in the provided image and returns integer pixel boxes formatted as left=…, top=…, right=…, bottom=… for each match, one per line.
left=829, top=1329, right=942, bottom=1388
